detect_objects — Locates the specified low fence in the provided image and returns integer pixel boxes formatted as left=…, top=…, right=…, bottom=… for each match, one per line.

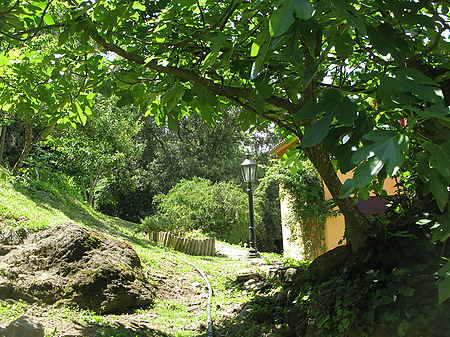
left=150, top=231, right=216, bottom=256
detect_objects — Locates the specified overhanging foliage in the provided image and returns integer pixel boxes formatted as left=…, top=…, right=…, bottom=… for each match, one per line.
left=0, top=0, right=449, bottom=300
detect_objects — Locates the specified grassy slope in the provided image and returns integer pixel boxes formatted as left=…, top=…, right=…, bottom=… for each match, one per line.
left=0, top=169, right=279, bottom=337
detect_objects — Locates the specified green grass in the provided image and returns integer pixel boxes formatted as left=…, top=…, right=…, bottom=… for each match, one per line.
left=0, top=179, right=135, bottom=234
left=0, top=301, right=28, bottom=321
left=0, top=168, right=282, bottom=336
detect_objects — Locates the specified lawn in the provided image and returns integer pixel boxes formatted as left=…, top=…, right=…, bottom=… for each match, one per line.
left=0, top=171, right=285, bottom=336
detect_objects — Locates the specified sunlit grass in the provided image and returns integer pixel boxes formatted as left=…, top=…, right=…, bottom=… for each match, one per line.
left=0, top=300, right=27, bottom=322
left=0, top=170, right=277, bottom=336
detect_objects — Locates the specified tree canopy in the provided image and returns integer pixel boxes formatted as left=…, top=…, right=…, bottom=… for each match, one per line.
left=1, top=1, right=449, bottom=258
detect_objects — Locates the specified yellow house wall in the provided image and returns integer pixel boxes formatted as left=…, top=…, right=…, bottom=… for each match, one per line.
left=280, top=173, right=398, bottom=257
left=323, top=172, right=397, bottom=251
left=273, top=138, right=399, bottom=258
left=325, top=214, right=346, bottom=251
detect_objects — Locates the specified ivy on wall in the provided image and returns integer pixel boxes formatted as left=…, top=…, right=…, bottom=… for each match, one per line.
left=261, top=154, right=336, bottom=260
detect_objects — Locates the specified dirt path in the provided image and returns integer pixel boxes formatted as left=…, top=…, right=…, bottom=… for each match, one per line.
left=215, top=242, right=250, bottom=260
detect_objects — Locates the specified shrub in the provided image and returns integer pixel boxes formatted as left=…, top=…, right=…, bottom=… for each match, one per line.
left=143, top=177, right=250, bottom=244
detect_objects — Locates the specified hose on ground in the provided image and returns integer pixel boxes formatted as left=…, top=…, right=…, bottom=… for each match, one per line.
left=184, top=260, right=214, bottom=337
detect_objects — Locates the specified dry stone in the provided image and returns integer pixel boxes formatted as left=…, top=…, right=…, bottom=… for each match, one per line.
left=3, top=316, right=44, bottom=337
left=0, top=223, right=154, bottom=313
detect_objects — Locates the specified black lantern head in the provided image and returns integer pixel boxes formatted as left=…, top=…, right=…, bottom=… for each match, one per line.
left=241, top=154, right=257, bottom=183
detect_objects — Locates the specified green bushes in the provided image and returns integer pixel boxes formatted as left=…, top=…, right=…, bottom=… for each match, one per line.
left=142, top=178, right=250, bottom=244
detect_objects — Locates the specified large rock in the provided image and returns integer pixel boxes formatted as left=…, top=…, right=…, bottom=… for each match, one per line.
left=0, top=224, right=154, bottom=313
left=0, top=224, right=27, bottom=245
left=309, top=245, right=351, bottom=280
left=3, top=316, right=44, bottom=337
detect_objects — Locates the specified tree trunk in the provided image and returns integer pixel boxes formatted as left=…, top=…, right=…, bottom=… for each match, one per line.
left=87, top=175, right=99, bottom=207
left=0, top=125, right=6, bottom=165
left=304, top=144, right=367, bottom=253
left=12, top=121, right=33, bottom=173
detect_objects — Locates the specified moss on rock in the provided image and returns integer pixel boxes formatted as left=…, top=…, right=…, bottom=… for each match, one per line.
left=0, top=223, right=154, bottom=313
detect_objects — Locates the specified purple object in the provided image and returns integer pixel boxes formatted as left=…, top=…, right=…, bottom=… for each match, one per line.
left=356, top=197, right=389, bottom=215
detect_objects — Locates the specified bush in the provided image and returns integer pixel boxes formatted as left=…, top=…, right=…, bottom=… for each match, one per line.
left=142, top=177, right=250, bottom=244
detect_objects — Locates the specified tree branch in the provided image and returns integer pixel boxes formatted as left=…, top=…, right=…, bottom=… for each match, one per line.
left=318, top=82, right=375, bottom=94
left=0, top=0, right=20, bottom=15
left=85, top=27, right=298, bottom=113
left=196, top=0, right=206, bottom=27
left=12, top=23, right=64, bottom=38
left=219, top=1, right=240, bottom=30
left=30, top=0, right=53, bottom=40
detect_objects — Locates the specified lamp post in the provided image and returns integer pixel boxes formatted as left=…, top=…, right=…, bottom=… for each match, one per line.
left=241, top=154, right=260, bottom=258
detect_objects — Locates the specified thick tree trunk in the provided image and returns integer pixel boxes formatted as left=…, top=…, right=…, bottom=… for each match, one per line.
left=12, top=121, right=33, bottom=173
left=303, top=144, right=367, bottom=253
left=0, top=125, right=6, bottom=165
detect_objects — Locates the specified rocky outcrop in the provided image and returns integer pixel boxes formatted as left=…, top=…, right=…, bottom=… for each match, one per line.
left=1, top=316, right=44, bottom=337
left=0, top=224, right=154, bottom=313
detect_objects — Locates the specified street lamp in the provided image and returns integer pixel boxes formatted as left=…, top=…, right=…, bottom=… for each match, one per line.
left=241, top=154, right=260, bottom=258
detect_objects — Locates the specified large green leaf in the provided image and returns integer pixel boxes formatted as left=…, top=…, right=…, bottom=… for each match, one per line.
left=415, top=104, right=450, bottom=122
left=432, top=209, right=450, bottom=242
left=439, top=260, right=450, bottom=278
left=333, top=31, right=354, bottom=58
left=132, top=1, right=146, bottom=11
left=43, top=14, right=55, bottom=25
left=423, top=141, right=450, bottom=178
left=367, top=23, right=409, bottom=57
left=413, top=85, right=444, bottom=104
left=269, top=0, right=294, bottom=37
left=162, top=83, right=185, bottom=113
left=296, top=102, right=324, bottom=120
left=430, top=170, right=449, bottom=212
left=379, top=69, right=445, bottom=107
left=192, top=83, right=217, bottom=118
left=302, top=113, right=333, bottom=148
left=292, top=0, right=313, bottom=20
left=353, top=131, right=409, bottom=176
left=251, top=29, right=269, bottom=57
left=340, top=157, right=384, bottom=197
left=335, top=96, right=357, bottom=126
left=296, top=89, right=357, bottom=125
left=269, top=0, right=313, bottom=38
left=74, top=101, right=87, bottom=125
left=438, top=270, right=450, bottom=303
left=201, top=51, right=219, bottom=72
left=251, top=28, right=270, bottom=79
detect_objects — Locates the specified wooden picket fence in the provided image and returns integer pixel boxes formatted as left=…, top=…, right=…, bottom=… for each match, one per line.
left=150, top=231, right=216, bottom=256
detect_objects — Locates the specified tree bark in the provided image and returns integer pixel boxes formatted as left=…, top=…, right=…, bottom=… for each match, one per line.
left=304, top=144, right=367, bottom=253
left=0, top=125, right=6, bottom=165
left=12, top=121, right=33, bottom=173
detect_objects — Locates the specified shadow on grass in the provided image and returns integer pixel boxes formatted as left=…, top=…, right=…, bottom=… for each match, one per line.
left=14, top=184, right=110, bottom=228
left=193, top=280, right=291, bottom=337
left=192, top=302, right=289, bottom=337
left=63, top=319, right=176, bottom=337
left=11, top=184, right=151, bottom=244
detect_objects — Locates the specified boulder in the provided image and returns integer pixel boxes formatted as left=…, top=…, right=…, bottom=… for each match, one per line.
left=0, top=244, right=15, bottom=256
left=0, top=225, right=27, bottom=245
left=3, top=316, right=44, bottom=337
left=0, top=224, right=154, bottom=313
left=309, top=245, right=351, bottom=280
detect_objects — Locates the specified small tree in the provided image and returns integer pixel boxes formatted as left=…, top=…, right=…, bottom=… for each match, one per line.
left=44, top=96, right=145, bottom=206
left=144, top=178, right=251, bottom=244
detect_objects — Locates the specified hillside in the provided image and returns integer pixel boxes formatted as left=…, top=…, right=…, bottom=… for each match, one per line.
left=0, top=169, right=285, bottom=337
